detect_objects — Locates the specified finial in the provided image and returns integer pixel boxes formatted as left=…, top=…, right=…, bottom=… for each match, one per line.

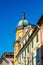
left=22, top=12, right=26, bottom=20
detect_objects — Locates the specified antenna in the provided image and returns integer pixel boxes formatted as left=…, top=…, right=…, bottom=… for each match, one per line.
left=22, top=12, right=26, bottom=20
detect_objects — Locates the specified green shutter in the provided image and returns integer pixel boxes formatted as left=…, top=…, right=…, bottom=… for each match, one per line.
left=22, top=53, right=23, bottom=58
left=32, top=56, right=34, bottom=65
left=36, top=33, right=38, bottom=43
left=22, top=52, right=23, bottom=58
left=32, top=40, right=33, bottom=48
left=25, top=49, right=26, bottom=56
left=27, top=46, right=29, bottom=53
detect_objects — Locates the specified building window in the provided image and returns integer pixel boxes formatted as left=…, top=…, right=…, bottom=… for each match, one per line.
left=32, top=40, right=33, bottom=48
left=27, top=46, right=29, bottom=53
left=23, top=51, right=25, bottom=58
left=29, top=44, right=31, bottom=52
left=36, top=33, right=38, bottom=43
left=22, top=50, right=26, bottom=58
left=22, top=52, right=23, bottom=58
left=36, top=48, right=40, bottom=63
left=25, top=49, right=26, bottom=56
left=32, top=56, right=34, bottom=65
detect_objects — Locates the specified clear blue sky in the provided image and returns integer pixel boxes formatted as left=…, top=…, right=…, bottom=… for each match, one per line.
left=0, top=0, right=43, bottom=57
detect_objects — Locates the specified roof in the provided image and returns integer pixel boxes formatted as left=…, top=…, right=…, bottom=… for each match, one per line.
left=37, top=15, right=43, bottom=26
left=0, top=58, right=2, bottom=64
left=1, top=52, right=14, bottom=58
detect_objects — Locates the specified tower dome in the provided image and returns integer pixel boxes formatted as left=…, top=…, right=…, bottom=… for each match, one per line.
left=17, top=19, right=29, bottom=27
left=17, top=13, right=30, bottom=30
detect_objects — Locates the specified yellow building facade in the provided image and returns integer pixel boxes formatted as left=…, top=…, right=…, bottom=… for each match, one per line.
left=14, top=14, right=43, bottom=65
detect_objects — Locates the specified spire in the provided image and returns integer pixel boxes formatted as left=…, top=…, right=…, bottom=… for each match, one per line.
left=22, top=12, right=26, bottom=20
